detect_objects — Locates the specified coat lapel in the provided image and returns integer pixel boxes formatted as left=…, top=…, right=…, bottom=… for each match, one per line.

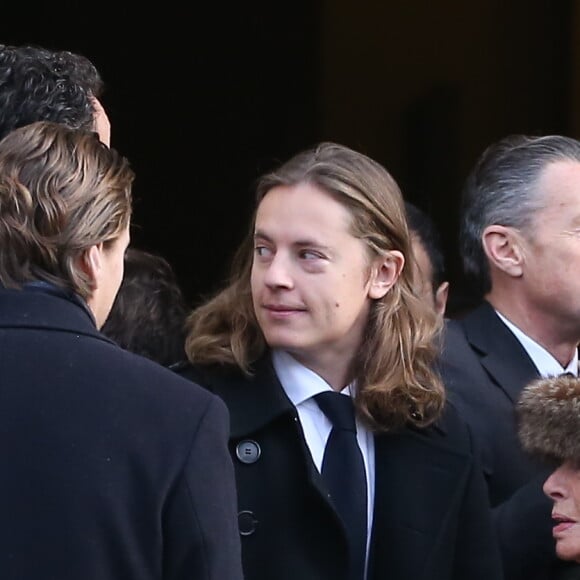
left=199, top=355, right=339, bottom=514
left=461, top=302, right=540, bottom=402
left=202, top=356, right=296, bottom=439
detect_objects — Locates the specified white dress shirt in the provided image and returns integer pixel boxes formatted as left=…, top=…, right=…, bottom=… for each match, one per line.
left=272, top=349, right=374, bottom=574
left=495, top=311, right=578, bottom=377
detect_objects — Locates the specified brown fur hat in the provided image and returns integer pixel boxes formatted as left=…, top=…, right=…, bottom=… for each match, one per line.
left=517, top=375, right=580, bottom=463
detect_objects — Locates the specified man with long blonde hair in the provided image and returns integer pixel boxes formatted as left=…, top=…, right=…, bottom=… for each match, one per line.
left=179, top=142, right=502, bottom=580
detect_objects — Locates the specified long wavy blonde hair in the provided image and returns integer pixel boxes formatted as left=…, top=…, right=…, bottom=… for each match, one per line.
left=186, top=142, right=445, bottom=431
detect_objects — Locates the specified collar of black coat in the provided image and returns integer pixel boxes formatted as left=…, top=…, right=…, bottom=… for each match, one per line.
left=180, top=355, right=295, bottom=438
left=0, top=284, right=112, bottom=345
left=23, top=280, right=96, bottom=323
left=180, top=354, right=449, bottom=439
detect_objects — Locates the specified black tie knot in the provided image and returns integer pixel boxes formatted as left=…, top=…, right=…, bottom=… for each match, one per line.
left=315, top=391, right=357, bottom=432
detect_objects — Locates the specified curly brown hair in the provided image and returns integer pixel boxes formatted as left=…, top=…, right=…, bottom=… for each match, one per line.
left=0, top=44, right=103, bottom=140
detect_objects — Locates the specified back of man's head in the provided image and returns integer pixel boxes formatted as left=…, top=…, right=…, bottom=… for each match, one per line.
left=0, top=120, right=133, bottom=300
left=0, top=44, right=103, bottom=141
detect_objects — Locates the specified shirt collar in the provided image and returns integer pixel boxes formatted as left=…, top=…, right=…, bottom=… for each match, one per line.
left=495, top=310, right=578, bottom=377
left=272, top=349, right=353, bottom=406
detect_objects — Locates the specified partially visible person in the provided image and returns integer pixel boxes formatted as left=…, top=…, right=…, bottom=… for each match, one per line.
left=0, top=121, right=242, bottom=580
left=517, top=375, right=580, bottom=567
left=102, top=248, right=189, bottom=367
left=440, top=134, right=580, bottom=580
left=179, top=142, right=503, bottom=580
left=404, top=201, right=449, bottom=317
left=0, top=43, right=110, bottom=144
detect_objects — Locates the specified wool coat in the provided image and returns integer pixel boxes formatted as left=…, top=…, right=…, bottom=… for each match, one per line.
left=0, top=285, right=243, bottom=580
left=180, top=354, right=504, bottom=580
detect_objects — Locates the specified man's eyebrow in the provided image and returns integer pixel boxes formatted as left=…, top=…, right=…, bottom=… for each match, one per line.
left=254, top=229, right=331, bottom=250
left=253, top=229, right=273, bottom=242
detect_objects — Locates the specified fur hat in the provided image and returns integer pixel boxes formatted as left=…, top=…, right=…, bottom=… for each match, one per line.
left=517, top=375, right=580, bottom=463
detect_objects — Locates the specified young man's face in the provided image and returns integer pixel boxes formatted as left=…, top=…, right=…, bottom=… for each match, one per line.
left=251, top=182, right=400, bottom=379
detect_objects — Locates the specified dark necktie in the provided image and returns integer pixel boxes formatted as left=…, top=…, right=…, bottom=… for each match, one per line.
left=315, top=391, right=367, bottom=580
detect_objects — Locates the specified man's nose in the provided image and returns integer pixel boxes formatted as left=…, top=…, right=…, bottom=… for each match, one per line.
left=263, top=253, right=293, bottom=289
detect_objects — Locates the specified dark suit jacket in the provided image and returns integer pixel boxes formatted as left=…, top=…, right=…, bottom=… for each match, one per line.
left=440, top=301, right=579, bottom=580
left=180, top=355, right=504, bottom=580
left=0, top=285, right=243, bottom=580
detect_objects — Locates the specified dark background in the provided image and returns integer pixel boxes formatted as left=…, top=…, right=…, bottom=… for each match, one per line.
left=4, top=1, right=578, bottom=314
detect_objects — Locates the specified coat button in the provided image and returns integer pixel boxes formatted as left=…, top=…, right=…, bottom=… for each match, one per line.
left=238, top=510, right=258, bottom=536
left=235, top=439, right=261, bottom=464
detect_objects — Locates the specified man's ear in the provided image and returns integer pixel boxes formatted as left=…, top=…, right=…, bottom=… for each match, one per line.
left=78, top=244, right=104, bottom=289
left=368, top=250, right=405, bottom=299
left=482, top=225, right=524, bottom=278
left=434, top=281, right=449, bottom=317
left=91, top=97, right=111, bottom=146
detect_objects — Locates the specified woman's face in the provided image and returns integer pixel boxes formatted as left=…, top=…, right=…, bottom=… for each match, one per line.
left=544, top=460, right=580, bottom=562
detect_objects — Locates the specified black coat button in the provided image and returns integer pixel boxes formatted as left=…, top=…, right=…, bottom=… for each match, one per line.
left=238, top=510, right=258, bottom=536
left=235, top=439, right=261, bottom=464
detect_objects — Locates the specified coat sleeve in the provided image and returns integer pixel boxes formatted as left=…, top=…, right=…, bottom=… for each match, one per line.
left=162, top=394, right=244, bottom=580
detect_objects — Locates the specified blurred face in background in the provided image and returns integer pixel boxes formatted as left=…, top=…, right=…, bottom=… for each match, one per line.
left=410, top=234, right=448, bottom=317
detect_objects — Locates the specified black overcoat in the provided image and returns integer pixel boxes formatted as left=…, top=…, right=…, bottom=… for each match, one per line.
left=181, top=354, right=504, bottom=580
left=0, top=285, right=243, bottom=580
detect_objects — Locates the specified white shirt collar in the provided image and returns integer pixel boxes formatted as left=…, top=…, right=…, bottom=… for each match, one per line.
left=495, top=310, right=578, bottom=377
left=271, top=348, right=374, bottom=571
left=272, top=349, right=353, bottom=404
